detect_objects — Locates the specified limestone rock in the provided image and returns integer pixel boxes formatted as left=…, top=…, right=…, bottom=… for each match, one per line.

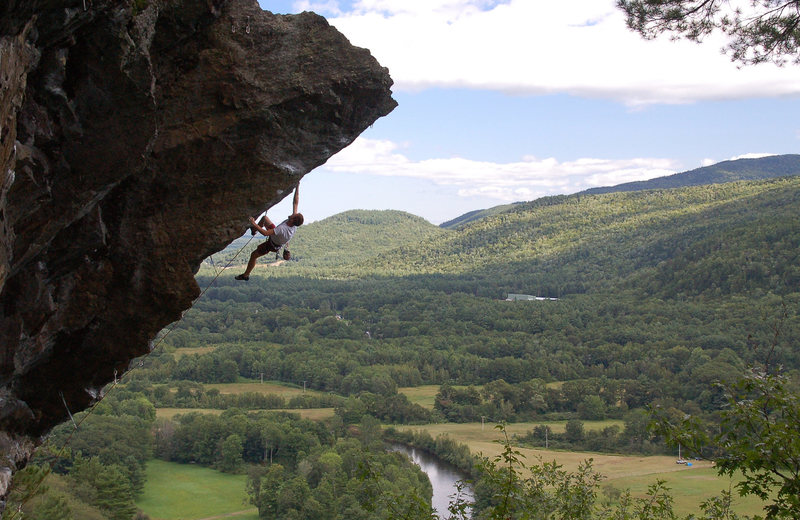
left=0, top=0, right=395, bottom=503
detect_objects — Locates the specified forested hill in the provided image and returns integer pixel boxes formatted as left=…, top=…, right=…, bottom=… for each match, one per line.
left=289, top=210, right=445, bottom=266
left=582, top=154, right=800, bottom=195
left=212, top=209, right=445, bottom=268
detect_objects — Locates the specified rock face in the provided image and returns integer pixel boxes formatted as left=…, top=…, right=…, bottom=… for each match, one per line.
left=0, top=0, right=395, bottom=504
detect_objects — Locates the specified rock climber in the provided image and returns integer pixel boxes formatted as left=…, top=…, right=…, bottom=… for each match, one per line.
left=235, top=185, right=303, bottom=281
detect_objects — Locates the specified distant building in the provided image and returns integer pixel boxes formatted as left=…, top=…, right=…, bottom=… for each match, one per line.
left=505, top=293, right=558, bottom=301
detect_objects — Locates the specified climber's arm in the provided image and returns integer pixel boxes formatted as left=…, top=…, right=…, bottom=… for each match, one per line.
left=250, top=216, right=275, bottom=236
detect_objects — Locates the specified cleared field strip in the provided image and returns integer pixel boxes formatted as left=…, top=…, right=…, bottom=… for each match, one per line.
left=156, top=407, right=334, bottom=421
left=172, top=346, right=217, bottom=359
left=399, top=384, right=568, bottom=409
left=394, top=420, right=624, bottom=438
left=398, top=385, right=440, bottom=409
left=156, top=408, right=223, bottom=419
left=205, top=381, right=328, bottom=398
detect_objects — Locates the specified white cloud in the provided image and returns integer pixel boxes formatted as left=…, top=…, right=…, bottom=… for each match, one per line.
left=292, top=0, right=343, bottom=15
left=322, top=137, right=677, bottom=201
left=729, top=153, right=776, bottom=160
left=319, top=0, right=800, bottom=105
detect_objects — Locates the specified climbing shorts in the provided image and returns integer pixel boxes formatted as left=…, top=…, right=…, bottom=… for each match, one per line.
left=256, top=236, right=280, bottom=255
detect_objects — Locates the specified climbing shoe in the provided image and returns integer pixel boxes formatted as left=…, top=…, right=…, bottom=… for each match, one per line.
left=235, top=274, right=249, bottom=281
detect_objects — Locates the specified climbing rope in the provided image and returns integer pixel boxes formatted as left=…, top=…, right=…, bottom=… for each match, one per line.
left=6, top=232, right=257, bottom=519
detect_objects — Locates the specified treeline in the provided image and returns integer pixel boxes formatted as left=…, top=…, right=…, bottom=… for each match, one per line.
left=432, top=374, right=728, bottom=424
left=513, top=411, right=664, bottom=455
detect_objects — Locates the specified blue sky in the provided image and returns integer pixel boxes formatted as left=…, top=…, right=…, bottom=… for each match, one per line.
left=260, top=0, right=800, bottom=224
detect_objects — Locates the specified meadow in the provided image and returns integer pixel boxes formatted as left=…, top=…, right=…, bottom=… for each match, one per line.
left=155, top=407, right=334, bottom=421
left=398, top=385, right=444, bottom=409
left=137, top=459, right=258, bottom=520
left=204, top=380, right=325, bottom=398
left=171, top=346, right=217, bottom=359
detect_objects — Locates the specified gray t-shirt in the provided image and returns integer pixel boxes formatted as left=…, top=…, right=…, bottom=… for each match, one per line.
left=271, top=219, right=296, bottom=247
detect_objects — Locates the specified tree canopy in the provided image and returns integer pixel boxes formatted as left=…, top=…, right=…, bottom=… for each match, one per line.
left=617, top=0, right=800, bottom=65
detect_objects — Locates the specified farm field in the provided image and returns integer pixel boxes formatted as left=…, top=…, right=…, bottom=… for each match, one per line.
left=156, top=407, right=334, bottom=421
left=394, top=419, right=625, bottom=439
left=156, top=408, right=223, bottom=420
left=137, top=459, right=258, bottom=520
left=205, top=380, right=327, bottom=398
left=171, top=346, right=217, bottom=359
left=392, top=422, right=767, bottom=517
left=398, top=385, right=441, bottom=409
left=399, top=383, right=571, bottom=409
left=610, top=467, right=768, bottom=517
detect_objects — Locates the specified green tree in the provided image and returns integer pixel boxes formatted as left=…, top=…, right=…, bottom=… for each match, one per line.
left=94, top=465, right=137, bottom=520
left=617, top=0, right=800, bottom=65
left=578, top=395, right=607, bottom=420
left=219, top=434, right=244, bottom=473
left=565, top=419, right=585, bottom=443
left=31, top=493, right=73, bottom=520
left=1, top=465, right=49, bottom=520
left=247, top=464, right=286, bottom=519
left=656, top=367, right=800, bottom=519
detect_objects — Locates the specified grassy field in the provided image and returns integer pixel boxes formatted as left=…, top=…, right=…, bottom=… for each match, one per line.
left=156, top=407, right=334, bottom=421
left=394, top=419, right=624, bottom=439
left=398, top=385, right=440, bottom=409
left=609, top=467, right=768, bottom=518
left=205, top=380, right=326, bottom=398
left=137, top=459, right=258, bottom=520
left=156, top=408, right=223, bottom=419
left=392, top=422, right=768, bottom=517
left=172, top=346, right=217, bottom=359
left=399, top=383, right=568, bottom=408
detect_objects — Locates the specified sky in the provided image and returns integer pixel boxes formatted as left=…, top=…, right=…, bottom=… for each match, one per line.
left=259, top=0, right=800, bottom=224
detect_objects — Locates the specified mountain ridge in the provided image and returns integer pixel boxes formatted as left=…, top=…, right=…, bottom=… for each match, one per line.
left=440, top=154, right=800, bottom=229
left=582, top=154, right=800, bottom=195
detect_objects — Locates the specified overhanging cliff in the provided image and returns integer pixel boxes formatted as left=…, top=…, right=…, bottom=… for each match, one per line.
left=0, top=0, right=396, bottom=502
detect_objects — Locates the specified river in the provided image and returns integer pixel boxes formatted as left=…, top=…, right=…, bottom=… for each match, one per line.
left=389, top=444, right=473, bottom=517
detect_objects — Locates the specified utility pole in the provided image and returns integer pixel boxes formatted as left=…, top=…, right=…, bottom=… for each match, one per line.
left=303, top=380, right=306, bottom=394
